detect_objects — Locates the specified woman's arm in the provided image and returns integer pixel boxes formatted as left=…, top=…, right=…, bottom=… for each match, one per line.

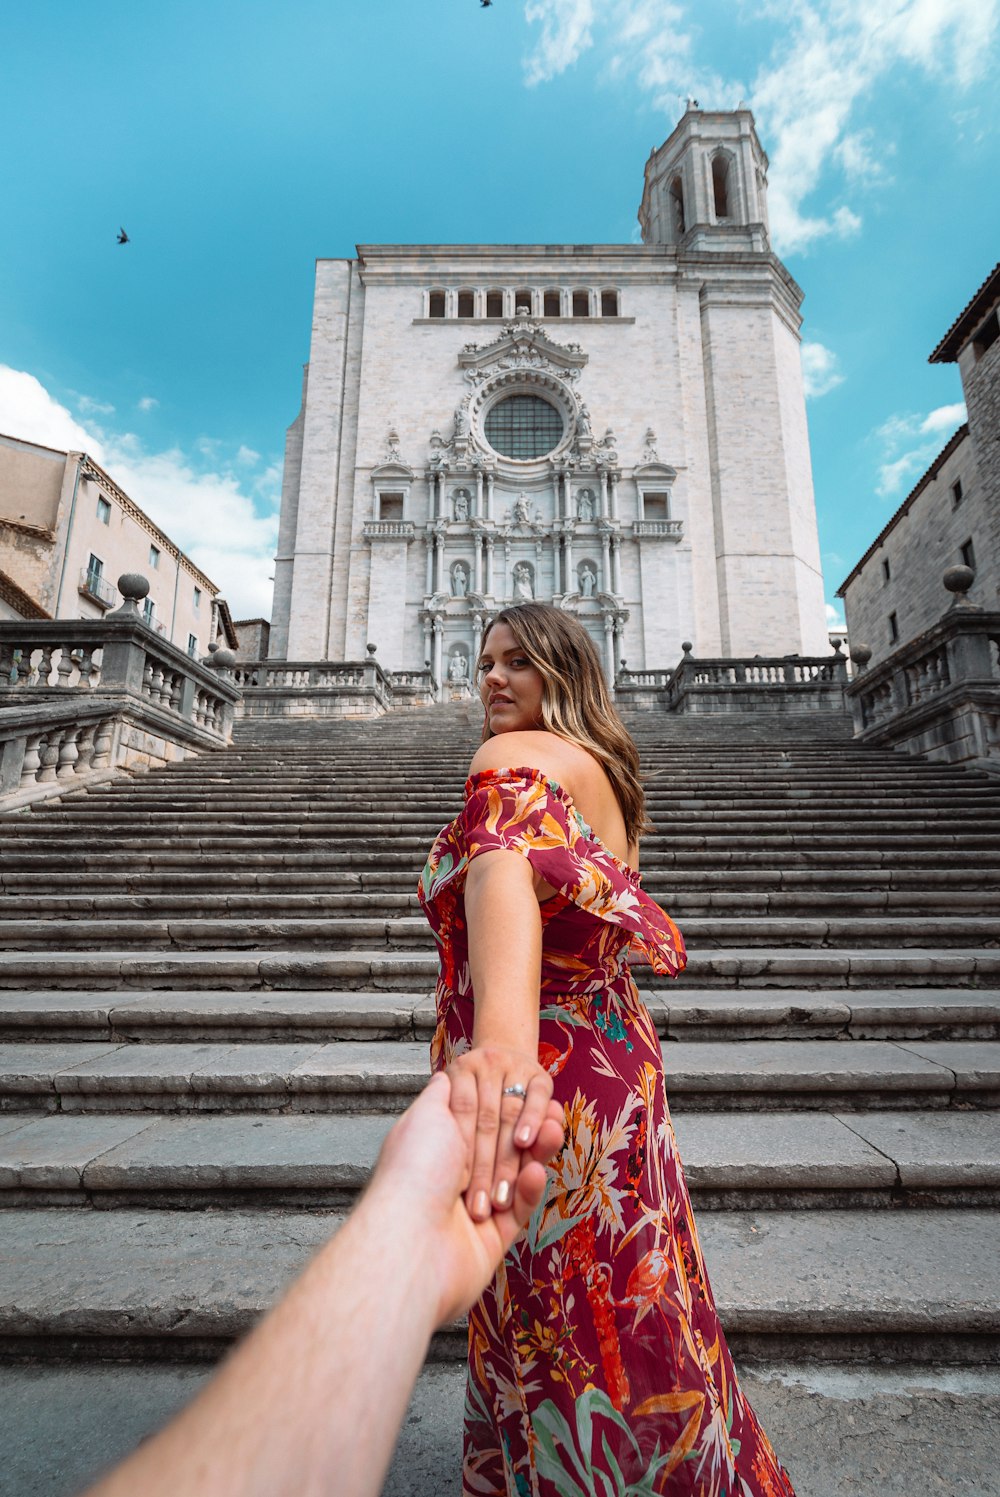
left=447, top=850, right=555, bottom=1224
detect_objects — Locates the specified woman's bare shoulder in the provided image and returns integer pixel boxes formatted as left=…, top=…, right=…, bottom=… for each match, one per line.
left=468, top=732, right=596, bottom=790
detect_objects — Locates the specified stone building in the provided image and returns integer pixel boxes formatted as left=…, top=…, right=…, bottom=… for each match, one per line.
left=0, top=432, right=220, bottom=658
left=838, top=264, right=999, bottom=665
left=270, top=107, right=829, bottom=686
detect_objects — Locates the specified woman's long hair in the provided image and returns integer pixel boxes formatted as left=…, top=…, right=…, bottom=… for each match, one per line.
left=479, top=603, right=650, bottom=848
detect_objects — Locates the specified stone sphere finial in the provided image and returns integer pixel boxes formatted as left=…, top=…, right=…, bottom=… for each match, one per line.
left=943, top=564, right=975, bottom=606
left=851, top=643, right=872, bottom=672
left=108, top=573, right=149, bottom=619
left=681, top=641, right=693, bottom=656
left=209, top=648, right=236, bottom=671
left=830, top=636, right=844, bottom=654
left=366, top=642, right=377, bottom=657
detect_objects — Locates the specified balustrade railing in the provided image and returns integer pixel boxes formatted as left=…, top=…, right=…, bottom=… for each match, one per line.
left=616, top=644, right=848, bottom=713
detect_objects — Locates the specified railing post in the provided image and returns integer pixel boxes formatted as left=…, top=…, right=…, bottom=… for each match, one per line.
left=0, top=734, right=26, bottom=795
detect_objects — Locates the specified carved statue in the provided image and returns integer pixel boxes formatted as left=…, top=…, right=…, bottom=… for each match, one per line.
left=577, top=489, right=595, bottom=521
left=513, top=563, right=534, bottom=600
left=453, top=491, right=470, bottom=521
left=577, top=403, right=592, bottom=436
left=579, top=563, right=597, bottom=598
left=451, top=563, right=469, bottom=597
left=449, top=652, right=469, bottom=682
left=513, top=494, right=532, bottom=525
left=453, top=402, right=469, bottom=436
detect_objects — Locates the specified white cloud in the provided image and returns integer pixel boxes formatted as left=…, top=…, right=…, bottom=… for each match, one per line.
left=76, top=393, right=115, bottom=418
left=801, top=341, right=844, bottom=398
left=873, top=400, right=967, bottom=497
left=523, top=0, right=596, bottom=84
left=137, top=396, right=159, bottom=412
left=0, top=365, right=278, bottom=619
left=235, top=444, right=261, bottom=465
left=523, top=0, right=999, bottom=254
left=825, top=602, right=846, bottom=631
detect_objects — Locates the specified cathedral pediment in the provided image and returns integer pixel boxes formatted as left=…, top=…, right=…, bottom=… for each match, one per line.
left=458, top=313, right=588, bottom=385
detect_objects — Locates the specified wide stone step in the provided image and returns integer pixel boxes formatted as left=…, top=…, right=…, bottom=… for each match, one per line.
left=0, top=1205, right=994, bottom=1364
left=2, top=986, right=996, bottom=1044
left=0, top=1038, right=996, bottom=1114
left=0, top=1108, right=997, bottom=1210
left=1, top=946, right=997, bottom=990
left=1, top=888, right=992, bottom=920
left=0, top=914, right=997, bottom=950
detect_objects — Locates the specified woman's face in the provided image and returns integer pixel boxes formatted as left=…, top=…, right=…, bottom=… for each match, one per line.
left=478, top=622, right=545, bottom=734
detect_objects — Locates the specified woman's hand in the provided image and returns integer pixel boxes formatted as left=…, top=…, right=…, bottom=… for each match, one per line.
left=446, top=1043, right=556, bottom=1222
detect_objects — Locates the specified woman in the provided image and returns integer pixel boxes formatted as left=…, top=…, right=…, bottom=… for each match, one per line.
left=418, top=603, right=795, bottom=1497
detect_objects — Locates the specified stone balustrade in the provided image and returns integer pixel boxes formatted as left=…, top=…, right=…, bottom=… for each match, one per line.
left=0, top=574, right=241, bottom=810
left=846, top=567, right=1000, bottom=771
left=616, top=645, right=848, bottom=714
left=236, top=646, right=400, bottom=718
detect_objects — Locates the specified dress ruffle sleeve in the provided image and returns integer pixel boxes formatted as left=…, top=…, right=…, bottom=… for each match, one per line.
left=418, top=766, right=686, bottom=978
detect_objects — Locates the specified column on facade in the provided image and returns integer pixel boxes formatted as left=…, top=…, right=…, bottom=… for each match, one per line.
left=603, top=614, right=615, bottom=682
left=560, top=470, right=570, bottom=521
left=611, top=535, right=623, bottom=595
left=564, top=525, right=574, bottom=595
left=424, top=533, right=434, bottom=596
left=422, top=616, right=432, bottom=669
left=475, top=470, right=484, bottom=520
left=433, top=614, right=444, bottom=698
left=485, top=473, right=494, bottom=523
left=502, top=539, right=512, bottom=600
left=613, top=614, right=624, bottom=677
left=473, top=531, right=483, bottom=593
left=472, top=612, right=484, bottom=670
left=600, top=529, right=611, bottom=592
left=485, top=535, right=495, bottom=597
left=435, top=532, right=445, bottom=594
left=599, top=471, right=609, bottom=519
left=609, top=472, right=619, bottom=522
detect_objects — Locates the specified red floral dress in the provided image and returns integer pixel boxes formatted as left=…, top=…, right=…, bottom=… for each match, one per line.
left=418, top=768, right=796, bottom=1497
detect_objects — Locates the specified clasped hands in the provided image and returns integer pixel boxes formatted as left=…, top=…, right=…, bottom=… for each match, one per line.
left=446, top=1043, right=559, bottom=1224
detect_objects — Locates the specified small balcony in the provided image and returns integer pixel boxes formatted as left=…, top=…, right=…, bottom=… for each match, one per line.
left=632, top=520, right=684, bottom=541
left=78, top=568, right=117, bottom=609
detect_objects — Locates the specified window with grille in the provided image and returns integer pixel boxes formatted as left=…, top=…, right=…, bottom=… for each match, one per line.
left=484, top=395, right=563, bottom=459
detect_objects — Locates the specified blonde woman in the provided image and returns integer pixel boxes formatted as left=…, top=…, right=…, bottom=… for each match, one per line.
left=419, top=602, right=795, bottom=1497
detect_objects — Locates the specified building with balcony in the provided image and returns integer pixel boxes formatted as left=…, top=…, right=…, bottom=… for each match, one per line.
left=0, top=432, right=221, bottom=658
left=838, top=263, right=1000, bottom=666
left=270, top=106, right=829, bottom=685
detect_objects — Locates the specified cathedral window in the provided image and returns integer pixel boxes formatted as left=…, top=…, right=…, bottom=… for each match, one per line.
left=572, top=290, right=590, bottom=317
left=642, top=491, right=671, bottom=521
left=543, top=290, right=561, bottom=317
left=378, top=492, right=405, bottom=522
left=428, top=291, right=446, bottom=319
left=457, top=290, right=475, bottom=318
left=712, top=154, right=731, bottom=219
left=486, top=290, right=504, bottom=318
left=670, top=176, right=686, bottom=237
left=484, top=394, right=563, bottom=460
left=515, top=289, right=533, bottom=315
left=601, top=290, right=619, bottom=317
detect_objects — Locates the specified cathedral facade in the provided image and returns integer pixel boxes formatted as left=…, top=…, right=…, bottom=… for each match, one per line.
left=270, top=108, right=829, bottom=685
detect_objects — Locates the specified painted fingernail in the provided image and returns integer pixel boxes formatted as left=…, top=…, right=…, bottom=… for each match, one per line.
left=494, top=1180, right=511, bottom=1208
left=515, top=1124, right=531, bottom=1145
left=472, top=1190, right=490, bottom=1219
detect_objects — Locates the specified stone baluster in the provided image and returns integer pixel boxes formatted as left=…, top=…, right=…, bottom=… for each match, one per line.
left=37, top=736, right=59, bottom=783
left=55, top=649, right=75, bottom=688
left=19, top=733, right=43, bottom=787
left=56, top=729, right=79, bottom=780
left=76, top=725, right=97, bottom=772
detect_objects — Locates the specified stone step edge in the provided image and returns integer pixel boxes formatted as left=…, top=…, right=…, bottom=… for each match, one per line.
left=0, top=1207, right=996, bottom=1364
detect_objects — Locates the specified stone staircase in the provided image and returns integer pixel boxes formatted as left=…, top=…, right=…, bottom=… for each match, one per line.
left=1, top=702, right=999, bottom=1484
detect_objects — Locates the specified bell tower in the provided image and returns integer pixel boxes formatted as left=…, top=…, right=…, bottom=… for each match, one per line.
left=638, top=105, right=770, bottom=254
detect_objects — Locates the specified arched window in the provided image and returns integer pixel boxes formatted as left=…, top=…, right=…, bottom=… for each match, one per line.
left=485, top=290, right=504, bottom=318
left=572, top=289, right=590, bottom=317
left=669, top=176, right=686, bottom=237
left=543, top=290, right=561, bottom=317
left=457, top=290, right=475, bottom=318
left=712, top=154, right=731, bottom=219
left=600, top=290, right=619, bottom=317
left=515, top=289, right=533, bottom=315
left=428, top=291, right=446, bottom=319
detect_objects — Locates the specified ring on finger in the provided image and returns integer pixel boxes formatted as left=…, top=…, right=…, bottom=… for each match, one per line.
left=502, top=1083, right=527, bottom=1100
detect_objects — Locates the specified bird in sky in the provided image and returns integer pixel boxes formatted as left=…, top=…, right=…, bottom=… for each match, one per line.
left=117, top=227, right=129, bottom=245
left=480, top=1, right=492, bottom=8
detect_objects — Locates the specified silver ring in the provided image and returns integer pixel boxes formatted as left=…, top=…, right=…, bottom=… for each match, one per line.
left=502, top=1083, right=527, bottom=1099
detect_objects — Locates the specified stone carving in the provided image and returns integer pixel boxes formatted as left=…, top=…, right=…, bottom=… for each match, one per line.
left=449, top=652, right=469, bottom=682
left=453, top=490, right=470, bottom=522
left=596, top=427, right=619, bottom=464
left=577, top=404, right=592, bottom=436
left=451, top=562, right=469, bottom=597
left=384, top=428, right=402, bottom=462
left=513, top=562, right=534, bottom=600
left=513, top=494, right=532, bottom=525
left=579, top=562, right=598, bottom=598
left=642, top=427, right=659, bottom=462
left=577, top=489, right=596, bottom=521
left=453, top=402, right=470, bottom=437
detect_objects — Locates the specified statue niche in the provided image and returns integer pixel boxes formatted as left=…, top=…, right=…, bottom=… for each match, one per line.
left=451, top=561, right=470, bottom=597
left=578, top=561, right=598, bottom=599
left=448, top=647, right=470, bottom=683
left=512, top=561, right=534, bottom=600
left=577, top=488, right=596, bottom=522
left=452, top=489, right=470, bottom=522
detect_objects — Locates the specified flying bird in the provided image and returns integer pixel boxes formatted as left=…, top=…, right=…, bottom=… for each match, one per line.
left=117, top=227, right=129, bottom=245
left=480, top=1, right=492, bottom=7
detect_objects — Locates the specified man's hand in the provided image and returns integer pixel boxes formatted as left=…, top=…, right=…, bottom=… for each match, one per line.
left=370, top=1071, right=564, bottom=1325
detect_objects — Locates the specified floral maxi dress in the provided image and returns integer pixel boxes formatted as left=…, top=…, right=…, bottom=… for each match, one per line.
left=418, top=767, right=796, bottom=1497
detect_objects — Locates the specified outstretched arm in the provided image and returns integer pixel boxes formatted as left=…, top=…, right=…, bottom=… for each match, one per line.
left=84, top=1073, right=564, bottom=1497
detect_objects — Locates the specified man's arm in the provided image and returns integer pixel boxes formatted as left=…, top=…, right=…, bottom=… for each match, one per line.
left=84, top=1073, right=563, bottom=1497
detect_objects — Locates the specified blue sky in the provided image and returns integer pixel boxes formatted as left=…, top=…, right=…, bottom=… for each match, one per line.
left=1, top=0, right=997, bottom=629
